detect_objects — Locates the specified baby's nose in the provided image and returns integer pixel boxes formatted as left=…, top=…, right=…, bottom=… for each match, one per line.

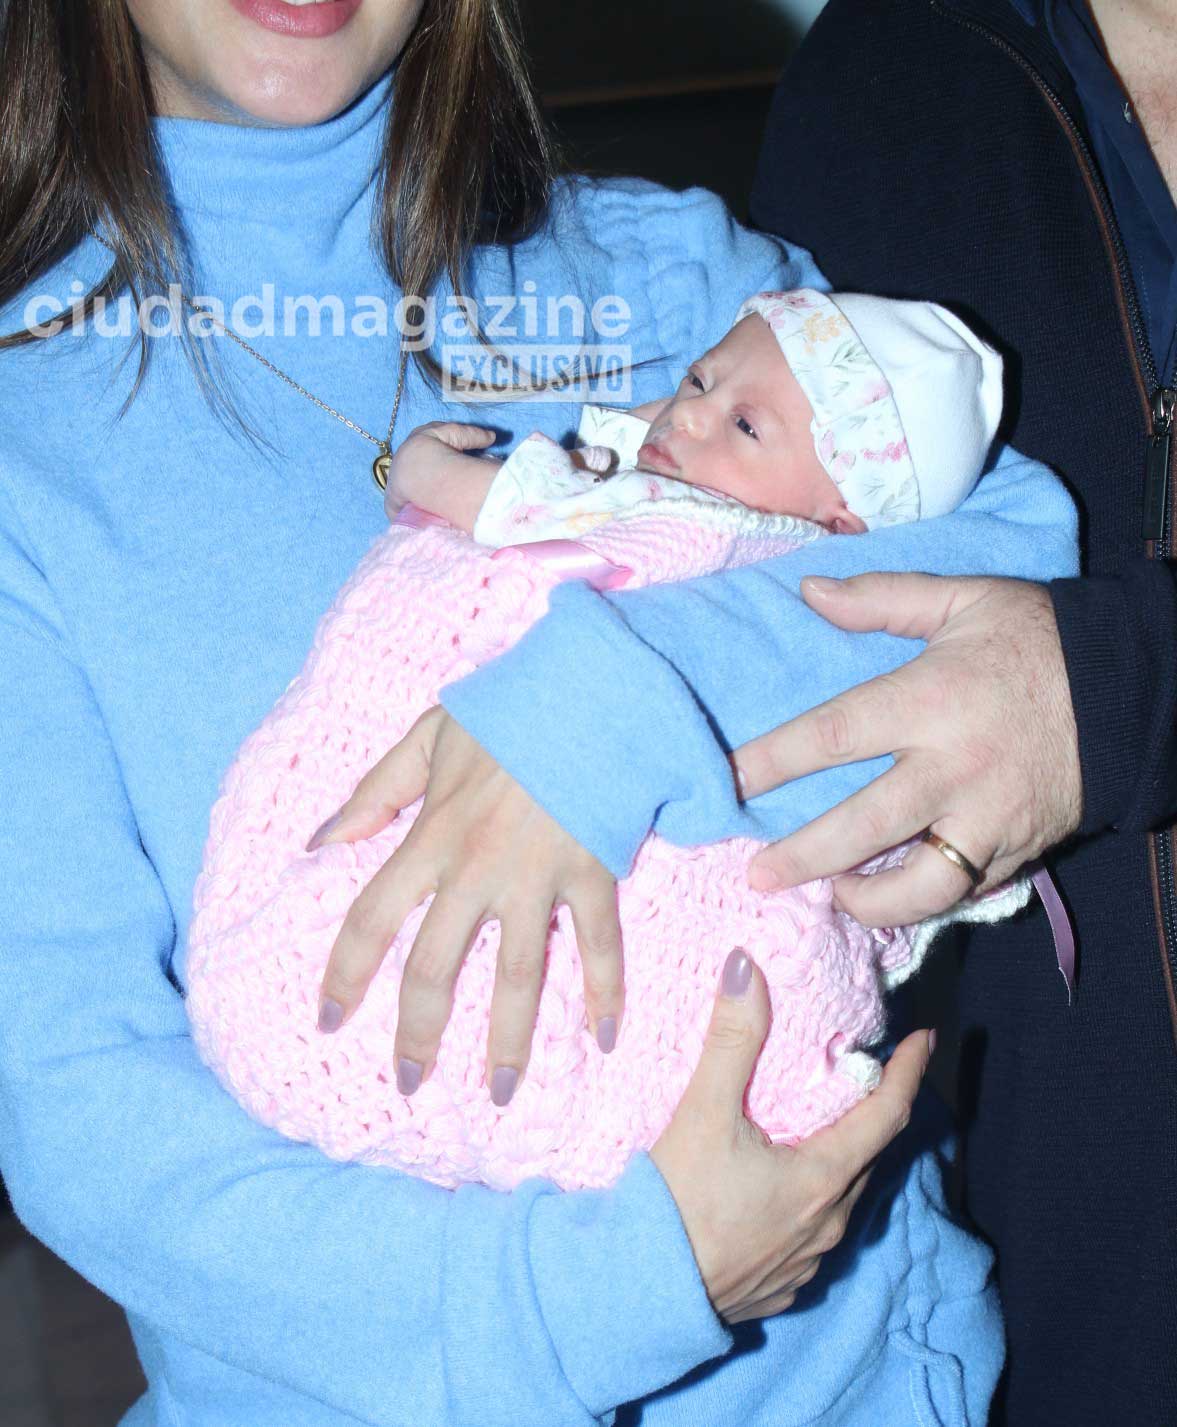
left=675, top=399, right=708, bottom=439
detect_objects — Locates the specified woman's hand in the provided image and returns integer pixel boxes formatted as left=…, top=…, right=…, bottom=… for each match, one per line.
left=307, top=707, right=623, bottom=1105
left=652, top=949, right=932, bottom=1322
left=732, top=573, right=1082, bottom=927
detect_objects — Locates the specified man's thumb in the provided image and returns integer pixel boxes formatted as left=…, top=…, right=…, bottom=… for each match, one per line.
left=800, top=572, right=966, bottom=642
left=683, top=949, right=771, bottom=1124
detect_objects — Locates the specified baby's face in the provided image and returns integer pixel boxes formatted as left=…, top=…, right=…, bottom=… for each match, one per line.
left=637, top=313, right=866, bottom=533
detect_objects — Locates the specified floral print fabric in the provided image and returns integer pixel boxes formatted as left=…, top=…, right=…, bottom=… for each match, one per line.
left=472, top=404, right=828, bottom=548
left=736, top=289, right=921, bottom=529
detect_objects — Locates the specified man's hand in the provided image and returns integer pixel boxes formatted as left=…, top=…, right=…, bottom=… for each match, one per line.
left=732, top=573, right=1082, bottom=926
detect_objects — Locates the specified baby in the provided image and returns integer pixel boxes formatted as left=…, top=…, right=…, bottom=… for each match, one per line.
left=385, top=287, right=1001, bottom=546
left=185, top=288, right=1020, bottom=1193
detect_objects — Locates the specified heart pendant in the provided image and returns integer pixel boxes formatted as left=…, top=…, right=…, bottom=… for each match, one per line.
left=372, top=449, right=392, bottom=490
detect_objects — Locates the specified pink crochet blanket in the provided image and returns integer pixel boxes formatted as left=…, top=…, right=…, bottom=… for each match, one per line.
left=186, top=510, right=921, bottom=1191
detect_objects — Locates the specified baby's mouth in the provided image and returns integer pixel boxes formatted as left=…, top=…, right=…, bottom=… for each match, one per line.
left=636, top=434, right=677, bottom=477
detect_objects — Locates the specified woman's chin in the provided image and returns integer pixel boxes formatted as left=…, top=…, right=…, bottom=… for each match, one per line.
left=155, top=50, right=386, bottom=127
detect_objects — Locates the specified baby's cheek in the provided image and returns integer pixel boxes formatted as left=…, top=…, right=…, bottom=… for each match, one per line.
left=763, top=440, right=841, bottom=520
left=679, top=447, right=744, bottom=502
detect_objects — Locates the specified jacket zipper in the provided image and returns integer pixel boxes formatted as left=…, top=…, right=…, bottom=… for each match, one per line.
left=1152, top=396, right=1177, bottom=1045
left=935, top=0, right=1177, bottom=1043
left=1142, top=388, right=1174, bottom=542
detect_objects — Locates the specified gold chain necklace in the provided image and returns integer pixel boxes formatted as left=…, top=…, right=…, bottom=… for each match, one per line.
left=89, top=232, right=407, bottom=491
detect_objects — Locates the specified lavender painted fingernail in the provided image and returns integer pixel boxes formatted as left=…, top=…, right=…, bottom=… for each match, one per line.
left=596, top=1016, right=617, bottom=1054
left=490, top=1065, right=518, bottom=1107
left=317, top=998, right=344, bottom=1034
left=306, top=810, right=342, bottom=852
left=396, top=1057, right=423, bottom=1097
left=721, top=948, right=752, bottom=999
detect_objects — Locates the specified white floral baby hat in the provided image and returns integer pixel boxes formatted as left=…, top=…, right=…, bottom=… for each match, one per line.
left=736, top=288, right=1004, bottom=530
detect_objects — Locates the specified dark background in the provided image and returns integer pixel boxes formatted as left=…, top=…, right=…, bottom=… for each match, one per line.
left=531, top=0, right=814, bottom=215
left=0, top=4, right=860, bottom=1424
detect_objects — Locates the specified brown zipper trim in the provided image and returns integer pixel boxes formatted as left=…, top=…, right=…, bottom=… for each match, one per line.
left=934, top=0, right=1177, bottom=1048
left=1152, top=428, right=1177, bottom=1048
left=1149, top=837, right=1177, bottom=1049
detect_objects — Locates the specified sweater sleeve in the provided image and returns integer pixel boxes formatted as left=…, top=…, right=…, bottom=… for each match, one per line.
left=0, top=486, right=732, bottom=1425
left=545, top=176, right=828, bottom=406
left=441, top=446, right=1080, bottom=878
left=1049, top=558, right=1177, bottom=835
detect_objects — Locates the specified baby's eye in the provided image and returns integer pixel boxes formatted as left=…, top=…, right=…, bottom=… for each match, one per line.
left=683, top=370, right=705, bottom=392
left=734, top=415, right=758, bottom=440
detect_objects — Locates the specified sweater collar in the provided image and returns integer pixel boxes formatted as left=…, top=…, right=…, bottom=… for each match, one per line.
left=150, top=69, right=393, bottom=245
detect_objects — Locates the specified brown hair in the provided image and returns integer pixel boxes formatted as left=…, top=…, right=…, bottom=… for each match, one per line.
left=0, top=0, right=560, bottom=423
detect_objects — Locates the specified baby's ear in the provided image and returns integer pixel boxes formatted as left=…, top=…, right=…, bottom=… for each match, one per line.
left=830, top=505, right=868, bottom=536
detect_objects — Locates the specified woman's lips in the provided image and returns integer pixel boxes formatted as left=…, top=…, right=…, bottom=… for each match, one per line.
left=228, top=0, right=362, bottom=39
left=636, top=439, right=677, bottom=477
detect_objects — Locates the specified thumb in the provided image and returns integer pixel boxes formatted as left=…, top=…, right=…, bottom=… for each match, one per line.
left=802, top=1028, right=932, bottom=1176
left=436, top=423, right=497, bottom=452
left=800, top=572, right=977, bottom=642
left=679, top=949, right=771, bottom=1128
left=577, top=444, right=615, bottom=475
left=305, top=705, right=443, bottom=851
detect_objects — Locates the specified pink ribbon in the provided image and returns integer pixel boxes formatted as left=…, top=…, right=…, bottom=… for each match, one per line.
left=393, top=502, right=633, bottom=591
left=490, top=538, right=633, bottom=591
left=1030, top=864, right=1076, bottom=1003
left=392, top=502, right=451, bottom=531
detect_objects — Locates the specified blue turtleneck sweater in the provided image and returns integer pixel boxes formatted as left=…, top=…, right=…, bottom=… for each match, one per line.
left=0, top=72, right=1073, bottom=1427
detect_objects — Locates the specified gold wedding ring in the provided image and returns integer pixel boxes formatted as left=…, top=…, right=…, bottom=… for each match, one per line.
left=921, top=830, right=984, bottom=887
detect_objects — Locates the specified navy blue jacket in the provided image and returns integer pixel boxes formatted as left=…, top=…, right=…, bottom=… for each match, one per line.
left=752, top=2, right=1177, bottom=1423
